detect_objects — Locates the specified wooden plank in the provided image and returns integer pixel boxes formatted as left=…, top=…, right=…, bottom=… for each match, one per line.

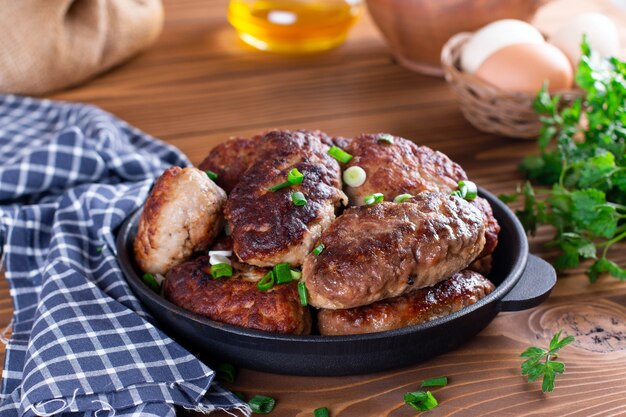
left=1, top=0, right=625, bottom=416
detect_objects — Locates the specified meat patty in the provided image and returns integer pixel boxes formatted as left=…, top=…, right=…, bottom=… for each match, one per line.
left=301, top=192, right=486, bottom=309
left=198, top=130, right=340, bottom=194
left=134, top=167, right=227, bottom=275
left=225, top=130, right=347, bottom=267
left=468, top=255, right=493, bottom=276
left=198, top=135, right=262, bottom=193
left=164, top=256, right=311, bottom=335
left=342, top=133, right=467, bottom=206
left=317, top=270, right=494, bottom=335
left=471, top=197, right=500, bottom=259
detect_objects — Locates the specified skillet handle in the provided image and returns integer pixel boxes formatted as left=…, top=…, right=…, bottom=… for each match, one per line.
left=496, top=254, right=556, bottom=312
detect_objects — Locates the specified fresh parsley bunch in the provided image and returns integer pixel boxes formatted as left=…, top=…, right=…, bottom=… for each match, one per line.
left=503, top=38, right=626, bottom=282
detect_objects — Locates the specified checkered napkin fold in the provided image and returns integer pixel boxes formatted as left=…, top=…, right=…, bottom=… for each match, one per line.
left=0, top=95, right=251, bottom=417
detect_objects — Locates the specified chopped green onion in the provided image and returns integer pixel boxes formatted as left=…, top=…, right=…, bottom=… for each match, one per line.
left=459, top=180, right=478, bottom=200
left=452, top=180, right=478, bottom=201
left=363, top=193, right=384, bottom=205
left=257, top=271, right=275, bottom=291
left=290, top=269, right=302, bottom=280
left=328, top=146, right=353, bottom=164
left=273, top=263, right=293, bottom=284
left=393, top=193, right=413, bottom=203
left=287, top=168, right=304, bottom=184
left=313, top=243, right=325, bottom=255
left=248, top=395, right=276, bottom=414
left=205, top=170, right=218, bottom=181
left=96, top=246, right=104, bottom=253
left=268, top=168, right=306, bottom=191
left=421, top=376, right=448, bottom=388
left=314, top=407, right=330, bottom=417
left=343, top=166, right=367, bottom=187
left=298, top=281, right=308, bottom=306
left=142, top=273, right=160, bottom=292
left=404, top=391, right=438, bottom=411
left=291, top=191, right=308, bottom=206
left=268, top=181, right=291, bottom=191
left=233, top=391, right=246, bottom=402
left=377, top=133, right=395, bottom=144
left=216, top=362, right=237, bottom=383
left=211, top=263, right=233, bottom=278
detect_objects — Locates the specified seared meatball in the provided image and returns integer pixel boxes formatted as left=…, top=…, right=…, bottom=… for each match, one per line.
left=317, top=270, right=494, bottom=335
left=471, top=197, right=500, bottom=259
left=134, top=167, right=226, bottom=275
left=225, top=130, right=347, bottom=267
left=342, top=133, right=466, bottom=206
left=198, top=130, right=340, bottom=194
left=198, top=135, right=262, bottom=193
left=468, top=255, right=493, bottom=276
left=164, top=256, right=311, bottom=335
left=301, top=192, right=486, bottom=310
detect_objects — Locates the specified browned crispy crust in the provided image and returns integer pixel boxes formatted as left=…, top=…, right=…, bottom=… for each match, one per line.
left=468, top=255, right=493, bottom=276
left=164, top=256, right=311, bottom=335
left=198, top=135, right=262, bottom=193
left=317, top=270, right=495, bottom=335
left=198, top=130, right=340, bottom=194
left=302, top=192, right=486, bottom=309
left=343, top=133, right=467, bottom=206
left=134, top=166, right=226, bottom=275
left=471, top=196, right=500, bottom=259
left=225, top=130, right=345, bottom=267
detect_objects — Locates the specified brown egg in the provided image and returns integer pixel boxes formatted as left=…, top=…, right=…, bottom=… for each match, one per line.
left=475, top=43, right=573, bottom=93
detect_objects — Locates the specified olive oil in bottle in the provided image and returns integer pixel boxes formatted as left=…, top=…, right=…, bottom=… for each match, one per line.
left=228, top=0, right=363, bottom=53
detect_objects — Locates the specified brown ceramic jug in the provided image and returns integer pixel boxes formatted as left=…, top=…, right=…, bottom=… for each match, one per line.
left=366, top=0, right=550, bottom=76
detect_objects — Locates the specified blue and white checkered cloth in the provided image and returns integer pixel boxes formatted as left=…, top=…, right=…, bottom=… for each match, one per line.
left=0, top=95, right=251, bottom=417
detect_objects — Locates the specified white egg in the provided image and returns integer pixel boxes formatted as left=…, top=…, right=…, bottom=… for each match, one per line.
left=549, top=13, right=620, bottom=67
left=461, top=19, right=545, bottom=74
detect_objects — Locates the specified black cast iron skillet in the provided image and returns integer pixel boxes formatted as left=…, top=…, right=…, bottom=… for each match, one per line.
left=116, top=189, right=556, bottom=376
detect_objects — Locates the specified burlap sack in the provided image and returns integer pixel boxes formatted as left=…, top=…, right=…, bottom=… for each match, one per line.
left=0, top=0, right=163, bottom=95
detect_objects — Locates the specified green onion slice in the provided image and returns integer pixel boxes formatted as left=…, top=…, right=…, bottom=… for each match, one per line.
left=328, top=146, right=353, bottom=164
left=205, top=170, right=218, bottom=181
left=291, top=191, right=307, bottom=206
left=248, top=395, right=276, bottom=414
left=363, top=193, right=384, bottom=205
left=287, top=168, right=304, bottom=184
left=268, top=181, right=291, bottom=191
left=404, top=390, right=438, bottom=411
left=377, top=133, right=395, bottom=144
left=142, top=273, right=160, bottom=292
left=313, top=243, right=325, bottom=255
left=216, top=362, right=237, bottom=383
left=273, top=263, right=293, bottom=284
left=257, top=271, right=275, bottom=291
left=421, top=376, right=448, bottom=388
left=452, top=180, right=478, bottom=201
left=211, top=263, right=233, bottom=279
left=290, top=269, right=302, bottom=280
left=459, top=180, right=478, bottom=200
left=314, top=407, right=330, bottom=417
left=393, top=193, right=413, bottom=203
left=298, top=281, right=308, bottom=306
left=343, top=166, right=367, bottom=187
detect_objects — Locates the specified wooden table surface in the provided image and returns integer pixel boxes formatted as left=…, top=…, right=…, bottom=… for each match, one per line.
left=2, top=0, right=626, bottom=416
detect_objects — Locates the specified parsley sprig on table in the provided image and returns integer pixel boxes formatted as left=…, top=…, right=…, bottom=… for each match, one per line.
left=503, top=38, right=626, bottom=282
left=520, top=331, right=575, bottom=392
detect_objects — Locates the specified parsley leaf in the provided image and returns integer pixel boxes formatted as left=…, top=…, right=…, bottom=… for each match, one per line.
left=520, top=330, right=575, bottom=393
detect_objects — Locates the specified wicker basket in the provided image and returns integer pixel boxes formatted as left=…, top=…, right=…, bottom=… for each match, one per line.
left=441, top=32, right=583, bottom=139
